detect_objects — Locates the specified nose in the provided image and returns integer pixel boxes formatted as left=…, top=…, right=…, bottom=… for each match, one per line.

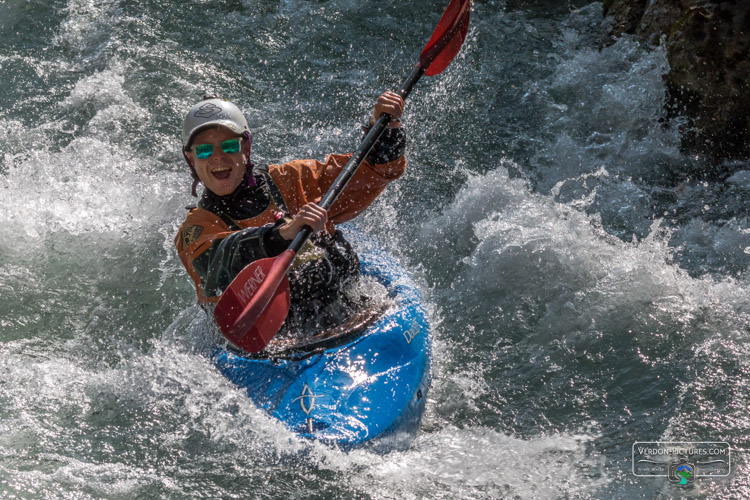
left=207, top=146, right=231, bottom=162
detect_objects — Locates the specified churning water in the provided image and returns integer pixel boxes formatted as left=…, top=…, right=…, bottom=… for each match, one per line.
left=1, top=0, right=748, bottom=498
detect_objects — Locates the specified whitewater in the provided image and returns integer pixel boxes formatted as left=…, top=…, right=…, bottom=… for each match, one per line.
left=1, top=0, right=748, bottom=498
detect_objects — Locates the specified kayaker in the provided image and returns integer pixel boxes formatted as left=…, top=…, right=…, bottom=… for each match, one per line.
left=175, top=92, right=405, bottom=332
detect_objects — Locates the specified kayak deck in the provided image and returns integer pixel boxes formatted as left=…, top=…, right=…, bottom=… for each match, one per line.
left=213, top=234, right=431, bottom=450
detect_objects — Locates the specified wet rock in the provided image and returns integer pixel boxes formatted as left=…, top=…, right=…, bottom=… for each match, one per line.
left=602, top=0, right=649, bottom=39
left=504, top=0, right=590, bottom=16
left=603, top=1, right=750, bottom=162
left=636, top=0, right=685, bottom=43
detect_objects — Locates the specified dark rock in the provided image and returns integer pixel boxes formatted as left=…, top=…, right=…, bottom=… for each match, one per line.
left=665, top=3, right=750, bottom=161
left=637, top=0, right=685, bottom=43
left=603, top=0, right=750, bottom=162
left=602, top=0, right=649, bottom=39
left=504, top=0, right=590, bottom=15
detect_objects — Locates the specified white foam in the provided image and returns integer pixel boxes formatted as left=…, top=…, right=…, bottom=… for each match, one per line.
left=421, top=165, right=750, bottom=344
left=341, top=427, right=606, bottom=499
left=0, top=137, right=178, bottom=242
left=61, top=63, right=145, bottom=140
left=0, top=61, right=186, bottom=262
left=55, top=0, right=121, bottom=54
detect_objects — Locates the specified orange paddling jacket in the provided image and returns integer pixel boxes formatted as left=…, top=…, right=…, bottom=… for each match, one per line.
left=175, top=126, right=406, bottom=305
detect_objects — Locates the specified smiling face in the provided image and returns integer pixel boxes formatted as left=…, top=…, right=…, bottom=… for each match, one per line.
left=187, top=126, right=249, bottom=196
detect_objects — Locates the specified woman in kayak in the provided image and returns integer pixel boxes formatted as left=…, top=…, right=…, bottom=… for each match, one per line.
left=175, top=92, right=405, bottom=336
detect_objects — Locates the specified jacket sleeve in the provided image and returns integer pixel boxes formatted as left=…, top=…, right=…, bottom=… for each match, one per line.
left=175, top=212, right=289, bottom=302
left=269, top=126, right=406, bottom=227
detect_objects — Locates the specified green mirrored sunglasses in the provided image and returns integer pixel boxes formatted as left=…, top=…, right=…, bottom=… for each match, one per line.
left=193, top=138, right=242, bottom=159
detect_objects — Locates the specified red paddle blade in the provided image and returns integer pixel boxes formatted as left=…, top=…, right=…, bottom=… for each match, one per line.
left=420, top=0, right=471, bottom=76
left=214, top=250, right=296, bottom=352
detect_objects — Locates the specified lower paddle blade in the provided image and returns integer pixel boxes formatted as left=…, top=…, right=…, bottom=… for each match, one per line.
left=229, top=277, right=290, bottom=353
left=419, top=0, right=471, bottom=76
left=214, top=250, right=296, bottom=352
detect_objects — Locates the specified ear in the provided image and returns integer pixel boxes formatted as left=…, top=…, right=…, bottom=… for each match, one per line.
left=183, top=150, right=195, bottom=168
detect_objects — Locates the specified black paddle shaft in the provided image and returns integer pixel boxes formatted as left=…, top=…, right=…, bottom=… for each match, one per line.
left=287, top=64, right=426, bottom=254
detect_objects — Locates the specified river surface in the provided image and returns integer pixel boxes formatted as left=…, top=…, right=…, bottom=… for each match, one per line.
left=1, top=0, right=749, bottom=498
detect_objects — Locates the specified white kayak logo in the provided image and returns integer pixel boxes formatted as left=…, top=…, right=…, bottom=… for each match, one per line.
left=292, top=383, right=326, bottom=416
left=403, top=320, right=421, bottom=344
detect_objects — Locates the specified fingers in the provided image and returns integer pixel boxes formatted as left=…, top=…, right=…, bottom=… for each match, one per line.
left=295, top=203, right=328, bottom=233
left=278, top=203, right=328, bottom=240
left=373, top=91, right=405, bottom=123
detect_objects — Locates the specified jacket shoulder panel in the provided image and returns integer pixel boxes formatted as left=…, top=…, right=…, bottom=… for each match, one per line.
left=176, top=208, right=229, bottom=253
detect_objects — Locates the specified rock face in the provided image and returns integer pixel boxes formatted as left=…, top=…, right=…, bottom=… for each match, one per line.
left=604, top=0, right=750, bottom=162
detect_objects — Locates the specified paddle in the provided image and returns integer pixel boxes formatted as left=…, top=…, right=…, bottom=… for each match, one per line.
left=214, top=0, right=472, bottom=353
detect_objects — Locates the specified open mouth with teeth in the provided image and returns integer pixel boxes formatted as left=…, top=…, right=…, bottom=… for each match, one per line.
left=211, top=166, right=232, bottom=180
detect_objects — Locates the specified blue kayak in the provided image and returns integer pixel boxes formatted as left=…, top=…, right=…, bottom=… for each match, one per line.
left=213, top=230, right=431, bottom=451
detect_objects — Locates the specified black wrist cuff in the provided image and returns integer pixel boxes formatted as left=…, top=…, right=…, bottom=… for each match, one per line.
left=263, top=223, right=290, bottom=256
left=361, top=124, right=406, bottom=164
